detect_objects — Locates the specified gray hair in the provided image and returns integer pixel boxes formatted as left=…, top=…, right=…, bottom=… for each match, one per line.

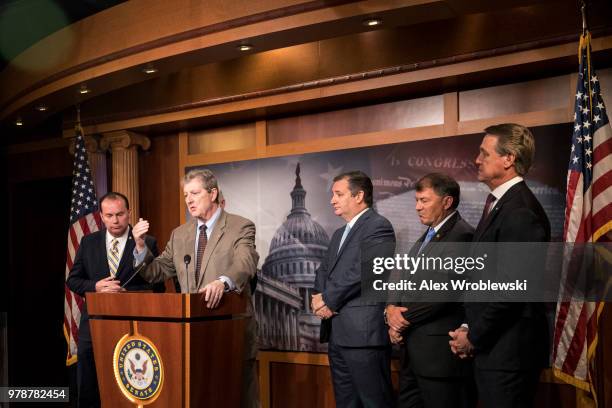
left=183, top=169, right=219, bottom=203
left=484, top=123, right=535, bottom=176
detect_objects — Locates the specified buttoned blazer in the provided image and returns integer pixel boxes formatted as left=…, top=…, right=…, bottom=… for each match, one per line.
left=466, top=181, right=550, bottom=371
left=66, top=229, right=157, bottom=342
left=314, top=209, right=396, bottom=347
left=399, top=212, right=474, bottom=377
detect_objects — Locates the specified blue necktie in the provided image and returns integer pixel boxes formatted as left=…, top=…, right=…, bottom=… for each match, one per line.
left=338, top=224, right=351, bottom=253
left=418, top=227, right=436, bottom=253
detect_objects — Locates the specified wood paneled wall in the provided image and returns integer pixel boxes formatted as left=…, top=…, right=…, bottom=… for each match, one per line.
left=177, top=68, right=612, bottom=408
left=139, top=132, right=181, bottom=253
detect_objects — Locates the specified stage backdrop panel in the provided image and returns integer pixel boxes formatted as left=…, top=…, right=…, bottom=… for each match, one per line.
left=188, top=125, right=569, bottom=352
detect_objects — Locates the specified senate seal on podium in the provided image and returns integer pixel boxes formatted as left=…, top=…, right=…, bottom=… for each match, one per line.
left=113, top=333, right=164, bottom=404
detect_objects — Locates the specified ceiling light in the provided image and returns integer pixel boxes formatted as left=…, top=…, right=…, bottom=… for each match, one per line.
left=36, top=105, right=48, bottom=112
left=238, top=44, right=253, bottom=52
left=15, top=118, right=23, bottom=126
left=364, top=18, right=382, bottom=27
left=143, top=64, right=158, bottom=74
left=79, top=84, right=90, bottom=94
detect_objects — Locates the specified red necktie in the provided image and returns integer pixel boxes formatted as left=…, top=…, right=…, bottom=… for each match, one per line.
left=475, top=193, right=497, bottom=235
left=482, top=193, right=496, bottom=219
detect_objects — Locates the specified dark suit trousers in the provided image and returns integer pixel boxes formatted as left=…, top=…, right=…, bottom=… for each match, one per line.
left=328, top=340, right=394, bottom=408
left=398, top=353, right=476, bottom=408
left=474, top=367, right=541, bottom=408
left=76, top=338, right=100, bottom=408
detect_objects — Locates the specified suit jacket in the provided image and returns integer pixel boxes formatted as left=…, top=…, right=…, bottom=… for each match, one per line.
left=139, top=210, right=259, bottom=362
left=66, top=229, right=158, bottom=343
left=314, top=209, right=396, bottom=347
left=139, top=210, right=259, bottom=296
left=399, top=212, right=474, bottom=378
left=466, top=181, right=550, bottom=371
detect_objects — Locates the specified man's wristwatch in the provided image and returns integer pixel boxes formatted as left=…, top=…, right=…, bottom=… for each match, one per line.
left=383, top=307, right=389, bottom=325
left=219, top=279, right=230, bottom=292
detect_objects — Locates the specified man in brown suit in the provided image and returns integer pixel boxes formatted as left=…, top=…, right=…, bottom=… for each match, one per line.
left=132, top=168, right=259, bottom=408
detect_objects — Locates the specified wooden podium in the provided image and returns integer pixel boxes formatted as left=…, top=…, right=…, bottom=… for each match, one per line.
left=87, top=292, right=247, bottom=407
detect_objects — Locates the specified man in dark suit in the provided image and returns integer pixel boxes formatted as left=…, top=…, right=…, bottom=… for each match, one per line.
left=386, top=173, right=475, bottom=408
left=313, top=170, right=396, bottom=408
left=66, top=192, right=158, bottom=408
left=449, top=123, right=551, bottom=408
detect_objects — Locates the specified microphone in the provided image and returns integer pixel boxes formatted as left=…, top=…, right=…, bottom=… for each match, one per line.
left=184, top=255, right=191, bottom=292
left=120, top=261, right=147, bottom=289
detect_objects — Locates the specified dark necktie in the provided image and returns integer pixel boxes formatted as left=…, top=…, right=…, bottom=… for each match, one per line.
left=476, top=193, right=497, bottom=232
left=195, top=224, right=208, bottom=285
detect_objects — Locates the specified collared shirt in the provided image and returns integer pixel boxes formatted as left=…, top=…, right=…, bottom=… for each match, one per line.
left=418, top=210, right=457, bottom=254
left=490, top=176, right=523, bottom=201
left=347, top=207, right=369, bottom=228
left=195, top=206, right=221, bottom=248
left=107, top=228, right=129, bottom=261
left=195, top=207, right=235, bottom=291
left=133, top=206, right=233, bottom=291
left=337, top=207, right=369, bottom=253
left=431, top=210, right=457, bottom=233
left=460, top=177, right=525, bottom=330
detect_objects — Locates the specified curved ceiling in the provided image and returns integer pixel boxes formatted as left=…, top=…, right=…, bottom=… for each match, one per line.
left=0, top=0, right=124, bottom=71
left=1, top=0, right=611, bottom=142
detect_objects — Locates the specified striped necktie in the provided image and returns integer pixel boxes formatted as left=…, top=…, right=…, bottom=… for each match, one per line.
left=108, top=238, right=120, bottom=278
left=195, top=224, right=208, bottom=286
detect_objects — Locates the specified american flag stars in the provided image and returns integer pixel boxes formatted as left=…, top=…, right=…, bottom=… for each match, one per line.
left=69, top=134, right=98, bottom=220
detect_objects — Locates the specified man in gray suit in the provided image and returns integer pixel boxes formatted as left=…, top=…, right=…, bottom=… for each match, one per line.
left=132, top=168, right=259, bottom=408
left=313, top=170, right=396, bottom=408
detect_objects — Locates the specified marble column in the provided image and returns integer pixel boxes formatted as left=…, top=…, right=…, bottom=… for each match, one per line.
left=100, top=131, right=150, bottom=225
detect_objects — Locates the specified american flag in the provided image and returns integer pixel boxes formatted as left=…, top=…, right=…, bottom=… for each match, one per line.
left=63, top=125, right=102, bottom=365
left=552, top=33, right=612, bottom=396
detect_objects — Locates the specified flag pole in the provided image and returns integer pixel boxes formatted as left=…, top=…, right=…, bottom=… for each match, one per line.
left=580, top=1, right=587, bottom=36
left=76, top=104, right=82, bottom=134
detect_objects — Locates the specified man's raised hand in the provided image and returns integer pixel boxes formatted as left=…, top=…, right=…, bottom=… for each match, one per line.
left=132, top=218, right=150, bottom=252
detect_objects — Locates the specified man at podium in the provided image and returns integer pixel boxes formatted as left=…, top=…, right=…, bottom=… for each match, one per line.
left=132, top=168, right=260, bottom=408
left=67, top=192, right=158, bottom=408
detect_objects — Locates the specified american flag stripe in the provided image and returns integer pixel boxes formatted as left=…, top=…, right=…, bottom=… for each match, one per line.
left=593, top=192, right=612, bottom=217
left=68, top=229, right=78, bottom=262
left=564, top=177, right=583, bottom=241
left=65, top=286, right=80, bottom=337
left=592, top=171, right=612, bottom=199
left=553, top=32, right=611, bottom=396
left=553, top=301, right=571, bottom=355
left=561, top=305, right=587, bottom=373
left=593, top=130, right=612, bottom=152
left=63, top=127, right=102, bottom=366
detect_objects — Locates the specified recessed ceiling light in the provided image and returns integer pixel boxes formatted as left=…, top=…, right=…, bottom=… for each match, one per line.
left=15, top=118, right=23, bottom=126
left=238, top=44, right=253, bottom=52
left=36, top=105, right=48, bottom=112
left=364, top=18, right=382, bottom=27
left=143, top=64, right=158, bottom=74
left=79, top=84, right=90, bottom=94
